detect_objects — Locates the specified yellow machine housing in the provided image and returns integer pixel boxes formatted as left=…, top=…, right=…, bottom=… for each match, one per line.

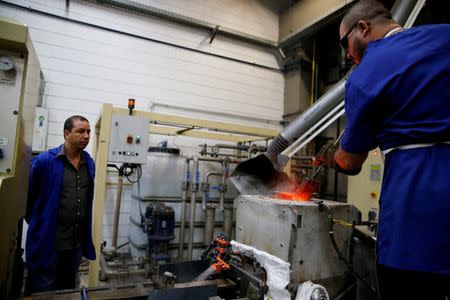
left=347, top=149, right=384, bottom=233
left=0, top=16, right=42, bottom=298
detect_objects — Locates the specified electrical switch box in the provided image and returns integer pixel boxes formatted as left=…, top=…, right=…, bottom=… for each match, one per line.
left=108, top=115, right=149, bottom=164
left=0, top=51, right=25, bottom=174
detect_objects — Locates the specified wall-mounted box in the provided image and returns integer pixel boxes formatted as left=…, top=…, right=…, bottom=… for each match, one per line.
left=108, top=115, right=149, bottom=164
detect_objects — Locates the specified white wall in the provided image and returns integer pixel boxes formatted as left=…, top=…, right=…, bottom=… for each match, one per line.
left=132, top=0, right=280, bottom=41
left=2, top=1, right=283, bottom=154
left=3, top=0, right=284, bottom=254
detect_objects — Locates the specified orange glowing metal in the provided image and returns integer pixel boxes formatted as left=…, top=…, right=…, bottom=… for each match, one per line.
left=273, top=178, right=320, bottom=201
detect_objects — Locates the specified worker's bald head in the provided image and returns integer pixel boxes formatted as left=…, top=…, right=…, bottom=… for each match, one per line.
left=341, top=0, right=393, bottom=30
left=339, top=0, right=399, bottom=64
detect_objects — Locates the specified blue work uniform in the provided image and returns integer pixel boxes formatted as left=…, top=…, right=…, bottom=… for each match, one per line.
left=26, top=145, right=96, bottom=272
left=341, top=24, right=450, bottom=274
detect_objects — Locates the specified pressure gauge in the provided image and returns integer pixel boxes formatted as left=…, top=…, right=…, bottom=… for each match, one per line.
left=0, top=55, right=15, bottom=71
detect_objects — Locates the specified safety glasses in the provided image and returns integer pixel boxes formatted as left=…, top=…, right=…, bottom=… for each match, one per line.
left=339, top=22, right=358, bottom=50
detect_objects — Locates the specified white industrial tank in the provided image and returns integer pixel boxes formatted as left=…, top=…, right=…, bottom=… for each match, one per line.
left=129, top=147, right=185, bottom=258
left=129, top=147, right=239, bottom=260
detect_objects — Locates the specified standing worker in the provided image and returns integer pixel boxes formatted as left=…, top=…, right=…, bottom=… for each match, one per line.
left=315, top=0, right=450, bottom=299
left=24, top=115, right=96, bottom=295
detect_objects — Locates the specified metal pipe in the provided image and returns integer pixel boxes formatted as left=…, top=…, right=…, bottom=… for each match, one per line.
left=111, top=172, right=123, bottom=250
left=403, top=0, right=427, bottom=29
left=199, top=158, right=230, bottom=211
left=202, top=172, right=222, bottom=210
left=282, top=78, right=348, bottom=144
left=223, top=207, right=233, bottom=239
left=198, top=157, right=245, bottom=164
left=204, top=207, right=216, bottom=245
left=99, top=254, right=147, bottom=278
left=187, top=156, right=238, bottom=259
left=177, top=158, right=192, bottom=260
left=206, top=172, right=222, bottom=185
left=391, top=0, right=419, bottom=25
left=204, top=143, right=266, bottom=157
left=200, top=151, right=248, bottom=159
left=211, top=144, right=265, bottom=152
left=132, top=194, right=229, bottom=203
left=198, top=157, right=230, bottom=163
left=210, top=144, right=251, bottom=151
left=310, top=39, right=317, bottom=106
left=266, top=0, right=419, bottom=167
left=187, top=157, right=199, bottom=260
left=219, top=161, right=228, bottom=212
left=187, top=156, right=232, bottom=259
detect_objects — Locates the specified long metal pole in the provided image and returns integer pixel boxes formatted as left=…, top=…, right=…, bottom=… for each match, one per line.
left=391, top=0, right=419, bottom=25
left=187, top=157, right=199, bottom=260
left=111, top=173, right=123, bottom=250
left=177, top=158, right=191, bottom=260
left=204, top=207, right=216, bottom=245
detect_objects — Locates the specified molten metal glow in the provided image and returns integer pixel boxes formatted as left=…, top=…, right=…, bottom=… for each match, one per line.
left=273, top=178, right=319, bottom=201
left=274, top=191, right=310, bottom=201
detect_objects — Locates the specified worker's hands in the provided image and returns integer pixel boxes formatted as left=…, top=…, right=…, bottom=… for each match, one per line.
left=313, top=144, right=337, bottom=168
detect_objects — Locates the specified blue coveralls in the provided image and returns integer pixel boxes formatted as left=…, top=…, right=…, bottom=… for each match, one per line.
left=25, top=145, right=96, bottom=292
left=341, top=24, right=450, bottom=274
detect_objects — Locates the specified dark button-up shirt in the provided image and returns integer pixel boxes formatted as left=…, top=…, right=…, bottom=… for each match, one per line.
left=55, top=146, right=91, bottom=250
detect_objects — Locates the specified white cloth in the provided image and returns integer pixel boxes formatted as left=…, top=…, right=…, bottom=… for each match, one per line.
left=295, top=280, right=329, bottom=300
left=230, top=240, right=291, bottom=300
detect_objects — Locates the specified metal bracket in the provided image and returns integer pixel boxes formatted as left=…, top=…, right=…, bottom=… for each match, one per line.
left=210, top=25, right=220, bottom=44
left=176, top=126, right=195, bottom=134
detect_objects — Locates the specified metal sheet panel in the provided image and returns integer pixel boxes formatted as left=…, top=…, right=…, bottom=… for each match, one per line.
left=234, top=195, right=359, bottom=282
left=0, top=24, right=40, bottom=298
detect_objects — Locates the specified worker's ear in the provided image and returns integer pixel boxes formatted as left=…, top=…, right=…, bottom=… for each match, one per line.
left=63, top=129, right=70, bottom=140
left=357, top=20, right=371, bottom=37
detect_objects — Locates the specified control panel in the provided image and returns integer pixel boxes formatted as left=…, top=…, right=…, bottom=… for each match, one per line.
left=108, top=115, right=149, bottom=164
left=0, top=52, right=25, bottom=174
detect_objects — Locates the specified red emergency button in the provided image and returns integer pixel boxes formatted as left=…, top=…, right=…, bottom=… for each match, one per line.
left=126, top=135, right=133, bottom=144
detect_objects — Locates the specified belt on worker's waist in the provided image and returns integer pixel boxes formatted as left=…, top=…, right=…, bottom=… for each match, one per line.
left=381, top=142, right=450, bottom=156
